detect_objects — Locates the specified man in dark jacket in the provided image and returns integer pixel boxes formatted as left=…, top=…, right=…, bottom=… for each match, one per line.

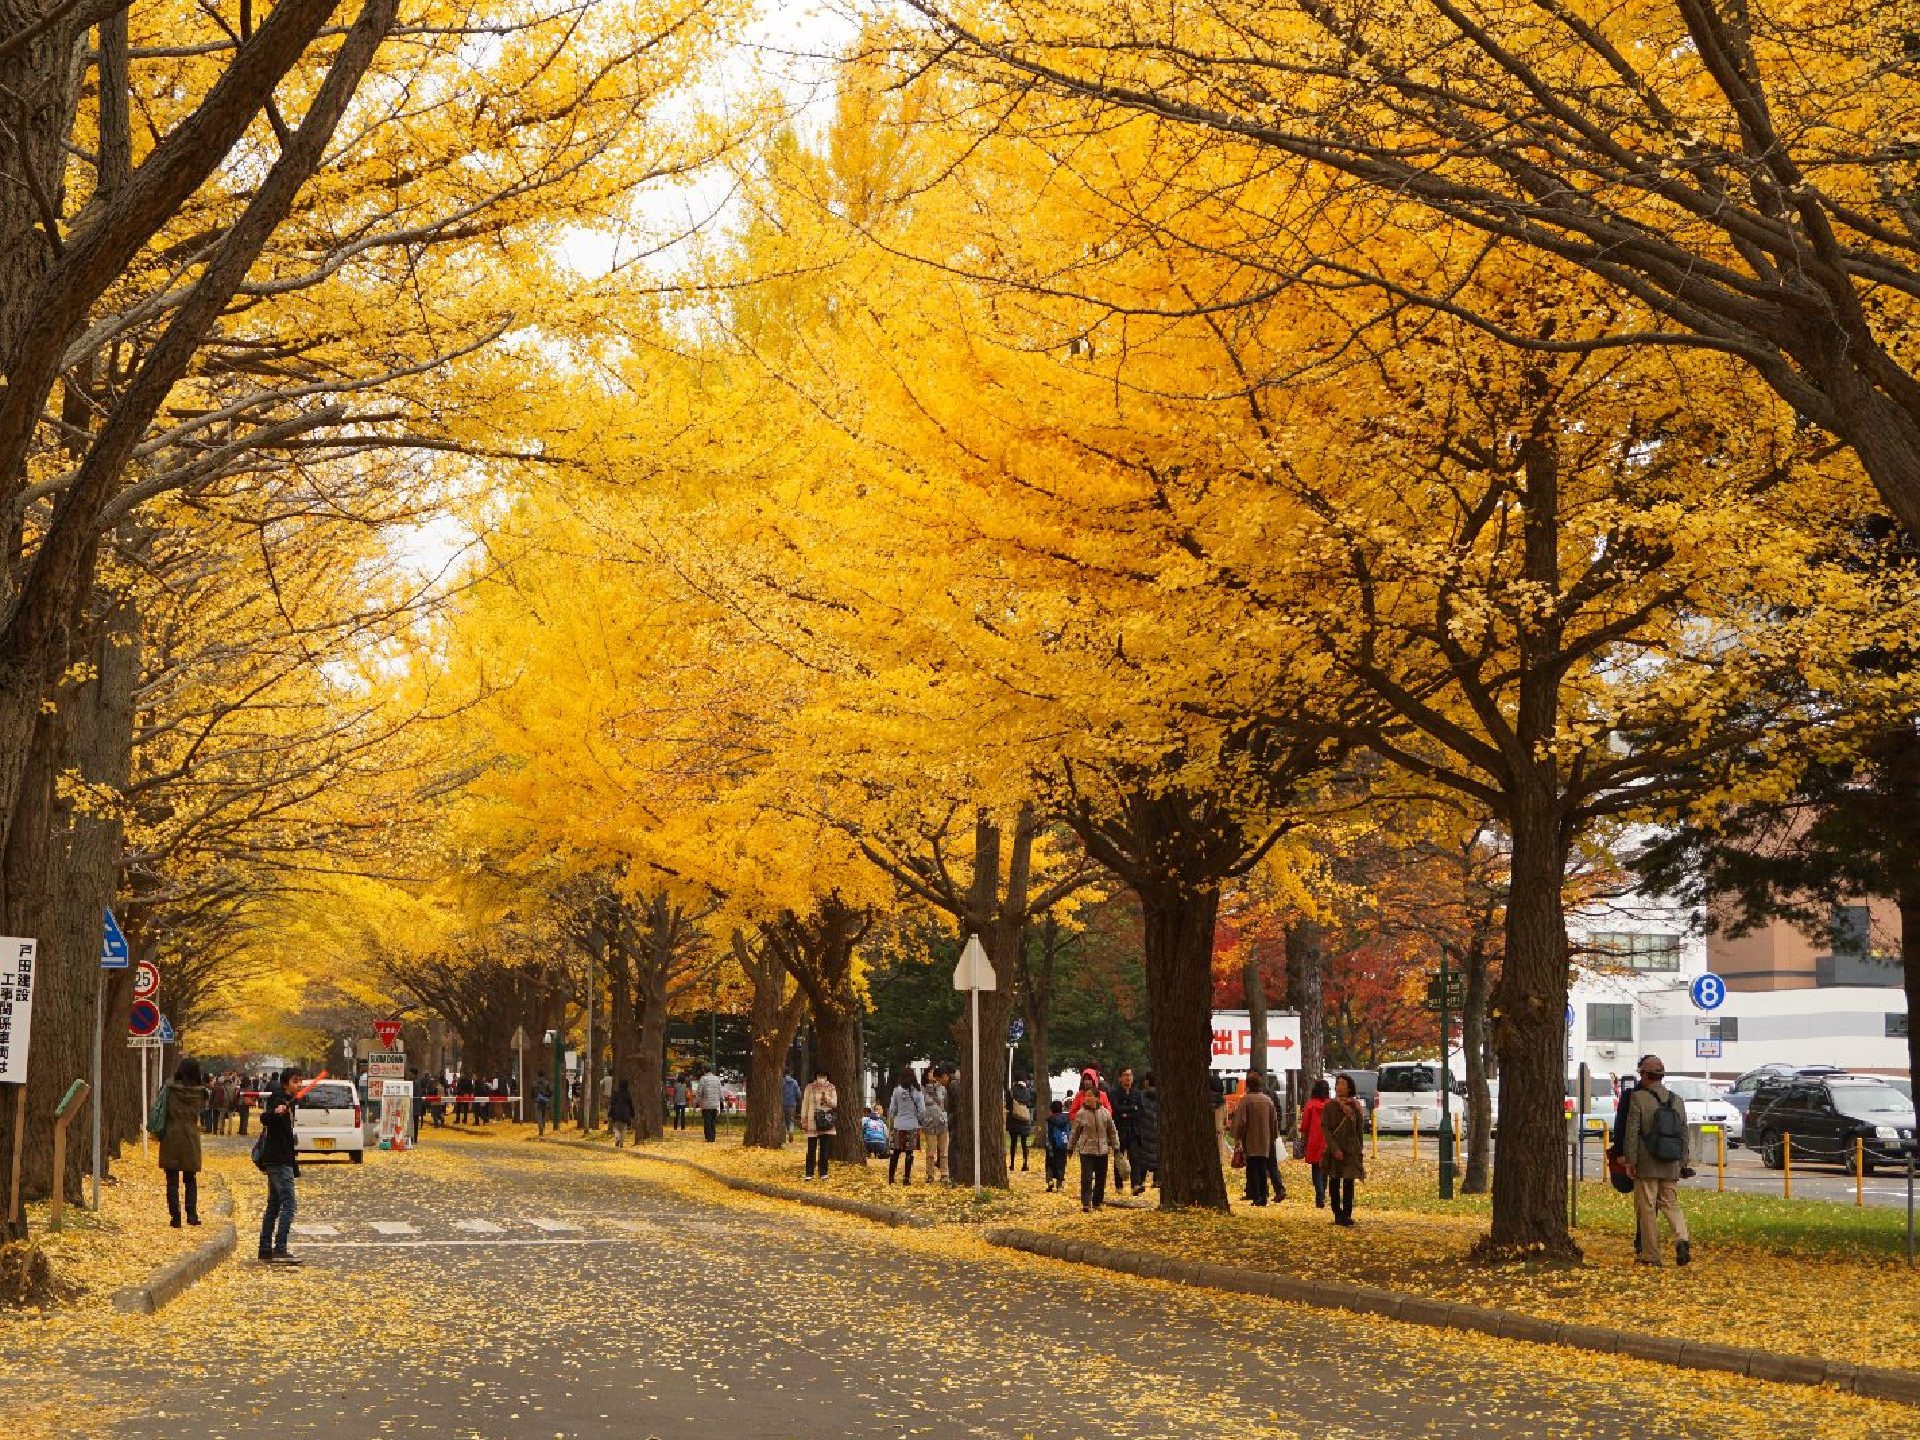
left=1110, top=1067, right=1142, bottom=1191
left=1132, top=1073, right=1162, bottom=1194
left=257, top=1068, right=304, bottom=1265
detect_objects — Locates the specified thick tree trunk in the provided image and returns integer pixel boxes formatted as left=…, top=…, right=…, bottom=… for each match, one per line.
left=1460, top=935, right=1494, bottom=1195
left=1482, top=791, right=1576, bottom=1259
left=1898, top=892, right=1920, bottom=1114
left=1244, top=954, right=1269, bottom=1083
left=1287, top=920, right=1326, bottom=1089
left=608, top=930, right=637, bottom=1105
left=633, top=961, right=668, bottom=1144
left=811, top=1003, right=864, bottom=1164
left=1142, top=884, right=1231, bottom=1211
left=741, top=930, right=806, bottom=1149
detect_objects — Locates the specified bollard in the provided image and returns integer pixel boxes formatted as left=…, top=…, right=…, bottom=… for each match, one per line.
left=1857, top=1135, right=1865, bottom=1208
left=1716, top=1124, right=1725, bottom=1194
left=1784, top=1132, right=1793, bottom=1199
left=50, top=1079, right=90, bottom=1232
left=1371, top=1102, right=1378, bottom=1161
left=1453, top=1111, right=1461, bottom=1147
left=1412, top=1110, right=1419, bottom=1165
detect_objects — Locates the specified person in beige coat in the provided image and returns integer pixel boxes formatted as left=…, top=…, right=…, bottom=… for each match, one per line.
left=1068, top=1075, right=1120, bottom=1211
left=1622, top=1054, right=1693, bottom=1266
left=799, top=1068, right=838, bottom=1182
left=1228, top=1071, right=1286, bottom=1206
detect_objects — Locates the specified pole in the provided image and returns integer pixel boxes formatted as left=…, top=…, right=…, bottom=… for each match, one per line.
left=1716, top=1124, right=1725, bottom=1193
left=139, top=1045, right=150, bottom=1157
left=1437, top=951, right=1454, bottom=1200
left=1784, top=1132, right=1792, bottom=1199
left=5, top=1085, right=25, bottom=1240
left=970, top=985, right=982, bottom=1192
left=516, top=1041, right=525, bottom=1124
left=90, top=968, right=103, bottom=1210
left=1906, top=1151, right=1913, bottom=1268
left=582, top=946, right=596, bottom=1133
left=1857, top=1136, right=1865, bottom=1207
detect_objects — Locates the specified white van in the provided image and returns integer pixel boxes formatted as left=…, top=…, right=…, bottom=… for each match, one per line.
left=1375, top=1061, right=1468, bottom=1134
left=294, top=1078, right=366, bottom=1162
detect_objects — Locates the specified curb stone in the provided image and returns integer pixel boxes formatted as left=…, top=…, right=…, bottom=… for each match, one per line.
left=978, top=1227, right=1920, bottom=1407
left=111, top=1179, right=234, bottom=1315
left=546, top=1137, right=931, bottom=1229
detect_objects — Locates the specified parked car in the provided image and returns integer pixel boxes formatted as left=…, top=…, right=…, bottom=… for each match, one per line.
left=1746, top=1074, right=1917, bottom=1171
left=294, top=1079, right=366, bottom=1162
left=1661, top=1074, right=1743, bottom=1147
left=1724, top=1063, right=1847, bottom=1118
left=1375, top=1061, right=1467, bottom=1134
left=1888, top=1077, right=1912, bottom=1102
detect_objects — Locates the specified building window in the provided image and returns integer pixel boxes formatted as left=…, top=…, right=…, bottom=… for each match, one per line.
left=1586, top=931, right=1682, bottom=972
left=1709, top=1017, right=1739, bottom=1043
left=1891, top=1014, right=1910, bottom=1039
left=1829, top=904, right=1872, bottom=959
left=1587, top=1002, right=1634, bottom=1043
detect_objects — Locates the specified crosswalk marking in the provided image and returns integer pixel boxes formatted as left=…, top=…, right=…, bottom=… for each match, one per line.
left=368, top=1220, right=419, bottom=1235
left=524, top=1217, right=579, bottom=1232
left=453, top=1218, right=505, bottom=1234
left=291, top=1222, right=340, bottom=1237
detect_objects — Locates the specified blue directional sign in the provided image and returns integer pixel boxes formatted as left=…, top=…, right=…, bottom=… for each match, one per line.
left=101, top=908, right=129, bottom=968
left=156, top=1014, right=176, bottom=1044
left=1690, top=973, right=1727, bottom=1011
left=1009, top=1017, right=1025, bottom=1045
left=1565, top=1003, right=1575, bottom=1028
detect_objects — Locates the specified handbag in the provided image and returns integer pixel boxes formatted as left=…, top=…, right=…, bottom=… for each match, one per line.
left=146, top=1086, right=170, bottom=1140
left=1230, top=1145, right=1246, bottom=1169
left=813, top=1107, right=837, bottom=1133
left=250, top=1133, right=266, bottom=1168
left=1010, top=1100, right=1032, bottom=1125
left=1290, top=1134, right=1306, bottom=1162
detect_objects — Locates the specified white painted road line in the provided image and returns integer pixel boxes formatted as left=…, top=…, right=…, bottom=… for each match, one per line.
left=453, top=1218, right=505, bottom=1233
left=291, top=1223, right=340, bottom=1237
left=293, top=1238, right=624, bottom=1250
left=368, top=1220, right=420, bottom=1235
left=524, top=1217, right=580, bottom=1232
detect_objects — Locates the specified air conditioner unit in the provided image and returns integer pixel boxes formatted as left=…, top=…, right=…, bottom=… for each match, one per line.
left=1596, top=1044, right=1619, bottom=1059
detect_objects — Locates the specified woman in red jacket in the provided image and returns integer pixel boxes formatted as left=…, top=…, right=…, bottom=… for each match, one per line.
left=1300, top=1078, right=1331, bottom=1209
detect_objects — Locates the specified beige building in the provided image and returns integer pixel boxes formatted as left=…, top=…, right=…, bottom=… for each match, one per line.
left=1710, top=898, right=1904, bottom=992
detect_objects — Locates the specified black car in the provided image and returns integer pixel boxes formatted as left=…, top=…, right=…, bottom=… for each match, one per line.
left=1723, top=1063, right=1847, bottom=1119
left=1745, top=1075, right=1917, bottom=1172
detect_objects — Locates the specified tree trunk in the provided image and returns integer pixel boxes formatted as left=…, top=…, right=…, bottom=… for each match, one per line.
left=1899, top=891, right=1920, bottom=1115
left=740, top=931, right=806, bottom=1149
left=1141, top=883, right=1231, bottom=1210
left=608, top=927, right=637, bottom=1105
left=1020, top=918, right=1060, bottom=1111
left=1460, top=935, right=1494, bottom=1195
left=1481, top=790, right=1576, bottom=1259
left=811, top=1002, right=864, bottom=1164
left=1244, top=953, right=1269, bottom=1084
left=1287, top=920, right=1326, bottom=1091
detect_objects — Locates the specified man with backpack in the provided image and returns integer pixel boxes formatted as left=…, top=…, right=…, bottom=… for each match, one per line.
left=1622, top=1054, right=1693, bottom=1267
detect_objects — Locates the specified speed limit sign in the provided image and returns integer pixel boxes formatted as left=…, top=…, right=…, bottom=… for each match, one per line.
left=133, top=958, right=161, bottom=1000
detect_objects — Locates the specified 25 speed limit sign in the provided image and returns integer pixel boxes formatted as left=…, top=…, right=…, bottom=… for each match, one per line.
left=133, top=959, right=160, bottom=1000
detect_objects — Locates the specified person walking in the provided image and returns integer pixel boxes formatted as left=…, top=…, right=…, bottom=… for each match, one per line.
left=1300, top=1078, right=1331, bottom=1208
left=672, top=1075, right=691, bottom=1132
left=609, top=1078, right=636, bottom=1148
left=781, top=1070, right=802, bottom=1141
left=532, top=1077, right=552, bottom=1136
left=1109, top=1067, right=1140, bottom=1192
left=1229, top=1071, right=1286, bottom=1205
left=157, top=1058, right=208, bottom=1228
left=453, top=1072, right=473, bottom=1125
left=696, top=1066, right=725, bottom=1142
left=887, top=1065, right=926, bottom=1184
left=1323, top=1073, right=1367, bottom=1226
left=235, top=1079, right=253, bottom=1136
left=1132, top=1072, right=1161, bottom=1194
left=1622, top=1054, right=1693, bottom=1267
left=1068, top=1073, right=1120, bottom=1211
left=1006, top=1073, right=1035, bottom=1172
left=256, top=1068, right=304, bottom=1264
left=1043, top=1100, right=1072, bottom=1192
left=921, top=1066, right=951, bottom=1183
left=800, top=1067, right=838, bottom=1181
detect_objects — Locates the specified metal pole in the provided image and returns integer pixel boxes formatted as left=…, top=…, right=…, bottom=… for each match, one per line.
left=970, top=985, right=982, bottom=1191
left=1906, top=1151, right=1914, bottom=1268
left=139, top=1044, right=150, bottom=1156
left=1438, top=948, right=1454, bottom=1200
left=90, top=968, right=103, bottom=1210
left=582, top=947, right=595, bottom=1133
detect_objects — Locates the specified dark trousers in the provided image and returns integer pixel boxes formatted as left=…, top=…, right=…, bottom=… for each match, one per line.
left=1311, top=1162, right=1328, bottom=1207
left=702, top=1108, right=718, bottom=1142
left=535, top=1104, right=549, bottom=1136
left=673, top=1105, right=687, bottom=1131
left=806, top=1135, right=830, bottom=1178
left=1246, top=1153, right=1286, bottom=1206
left=1330, top=1173, right=1356, bottom=1221
left=1079, top=1152, right=1109, bottom=1208
left=1008, top=1130, right=1029, bottom=1168
left=888, top=1144, right=915, bottom=1183
left=259, top=1165, right=297, bottom=1256
left=1045, top=1148, right=1067, bottom=1187
left=165, top=1168, right=198, bottom=1224
left=236, top=1109, right=249, bottom=1135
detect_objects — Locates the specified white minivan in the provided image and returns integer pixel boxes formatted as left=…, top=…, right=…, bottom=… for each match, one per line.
left=1375, top=1061, right=1469, bottom=1134
left=295, top=1079, right=366, bottom=1162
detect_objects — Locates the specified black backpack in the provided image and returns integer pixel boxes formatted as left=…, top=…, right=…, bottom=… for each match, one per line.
left=1644, top=1090, right=1686, bottom=1163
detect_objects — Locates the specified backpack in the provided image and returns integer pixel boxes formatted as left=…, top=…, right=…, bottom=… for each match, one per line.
left=1643, top=1090, right=1686, bottom=1163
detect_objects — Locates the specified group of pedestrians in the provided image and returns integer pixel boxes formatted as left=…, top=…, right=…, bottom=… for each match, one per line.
left=1042, top=1066, right=1164, bottom=1210
left=191, top=1072, right=255, bottom=1134
left=879, top=1064, right=953, bottom=1184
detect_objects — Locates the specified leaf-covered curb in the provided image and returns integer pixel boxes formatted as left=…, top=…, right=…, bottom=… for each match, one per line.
left=109, top=1178, right=235, bottom=1316
left=980, top=1226, right=1920, bottom=1407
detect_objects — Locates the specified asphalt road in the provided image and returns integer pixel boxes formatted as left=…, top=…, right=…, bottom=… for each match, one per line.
left=71, top=1135, right=1906, bottom=1440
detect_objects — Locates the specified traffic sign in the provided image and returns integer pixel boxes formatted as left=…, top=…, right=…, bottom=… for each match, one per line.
left=100, top=909, right=129, bottom=969
left=132, top=959, right=160, bottom=1001
left=0, top=938, right=38, bottom=1084
left=1690, top=973, right=1727, bottom=1011
left=1566, top=1003, right=1576, bottom=1028
left=1008, top=1017, right=1025, bottom=1045
left=156, top=1014, right=175, bottom=1044
left=1695, top=1037, right=1723, bottom=1059
left=373, top=1019, right=404, bottom=1048
left=128, top=999, right=160, bottom=1036
left=951, top=935, right=997, bottom=991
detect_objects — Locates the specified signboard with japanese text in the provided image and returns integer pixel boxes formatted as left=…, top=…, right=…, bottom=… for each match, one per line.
left=378, top=1081, right=412, bottom=1149
left=0, top=938, right=37, bottom=1084
left=1209, top=1009, right=1302, bottom=1073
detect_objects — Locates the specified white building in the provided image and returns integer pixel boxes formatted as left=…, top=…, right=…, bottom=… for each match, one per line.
left=1565, top=885, right=1710, bottom=1078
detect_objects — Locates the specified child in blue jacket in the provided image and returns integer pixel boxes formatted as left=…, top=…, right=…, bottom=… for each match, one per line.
left=1044, top=1100, right=1072, bottom=1192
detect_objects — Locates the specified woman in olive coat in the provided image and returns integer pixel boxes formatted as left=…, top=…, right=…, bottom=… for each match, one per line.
left=1322, top=1072, right=1368, bottom=1227
left=158, top=1058, right=208, bottom=1227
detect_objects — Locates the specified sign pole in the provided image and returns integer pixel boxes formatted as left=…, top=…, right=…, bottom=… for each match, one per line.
left=1438, top=948, right=1455, bottom=1201
left=139, top=1046, right=149, bottom=1157
left=5, top=1084, right=25, bottom=1241
left=90, top=968, right=103, bottom=1210
left=971, top=984, right=982, bottom=1193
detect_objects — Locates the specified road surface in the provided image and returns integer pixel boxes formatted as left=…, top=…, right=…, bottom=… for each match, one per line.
left=42, top=1134, right=1907, bottom=1439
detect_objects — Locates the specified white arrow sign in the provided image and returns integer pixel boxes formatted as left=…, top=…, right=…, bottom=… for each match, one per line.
left=952, top=934, right=997, bottom=992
